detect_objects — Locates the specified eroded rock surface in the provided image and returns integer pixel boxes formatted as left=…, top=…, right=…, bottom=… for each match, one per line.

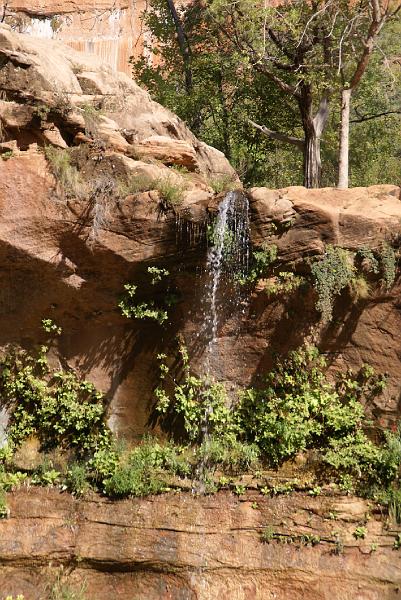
left=1, top=0, right=149, bottom=75
left=0, top=488, right=400, bottom=599
left=0, top=24, right=236, bottom=180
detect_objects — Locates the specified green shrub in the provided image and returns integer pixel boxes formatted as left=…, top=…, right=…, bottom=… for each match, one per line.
left=264, top=271, right=304, bottom=297
left=155, top=345, right=237, bottom=443
left=353, top=526, right=367, bottom=539
left=0, top=491, right=9, bottom=518
left=379, top=242, right=397, bottom=289
left=311, top=246, right=355, bottom=322
left=236, top=346, right=385, bottom=472
left=65, top=463, right=91, bottom=496
left=356, top=247, right=380, bottom=274
left=119, top=267, right=174, bottom=325
left=1, top=150, right=14, bottom=161
left=237, top=244, right=278, bottom=285
left=119, top=284, right=168, bottom=324
left=102, top=437, right=186, bottom=497
left=196, top=437, right=260, bottom=474
left=0, top=336, right=111, bottom=456
left=260, top=525, right=275, bottom=543
left=156, top=176, right=184, bottom=209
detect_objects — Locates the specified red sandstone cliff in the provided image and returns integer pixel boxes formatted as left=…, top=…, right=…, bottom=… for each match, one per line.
left=0, top=26, right=401, bottom=600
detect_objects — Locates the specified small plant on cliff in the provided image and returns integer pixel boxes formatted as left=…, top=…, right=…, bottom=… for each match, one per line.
left=155, top=344, right=237, bottom=443
left=236, top=346, right=386, bottom=475
left=356, top=247, right=380, bottom=274
left=44, top=146, right=85, bottom=199
left=208, top=174, right=238, bottom=194
left=238, top=244, right=278, bottom=286
left=353, top=526, right=367, bottom=539
left=310, top=246, right=355, bottom=322
left=155, top=176, right=185, bottom=210
left=101, top=436, right=190, bottom=498
left=0, top=321, right=111, bottom=457
left=32, top=103, right=51, bottom=125
left=80, top=102, right=103, bottom=138
left=264, top=271, right=304, bottom=297
left=48, top=568, right=87, bottom=600
left=260, top=525, right=275, bottom=543
left=379, top=242, right=397, bottom=290
left=119, top=266, right=175, bottom=325
left=118, top=174, right=184, bottom=210
left=0, top=491, right=9, bottom=518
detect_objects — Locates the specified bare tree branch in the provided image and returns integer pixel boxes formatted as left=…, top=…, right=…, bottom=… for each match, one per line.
left=350, top=108, right=401, bottom=122
left=247, top=118, right=305, bottom=149
left=253, top=62, right=300, bottom=97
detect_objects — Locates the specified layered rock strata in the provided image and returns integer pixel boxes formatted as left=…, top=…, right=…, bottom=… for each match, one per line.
left=1, top=488, right=401, bottom=600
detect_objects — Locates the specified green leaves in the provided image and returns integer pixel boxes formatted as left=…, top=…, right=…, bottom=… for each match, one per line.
left=119, top=267, right=174, bottom=325
left=155, top=346, right=238, bottom=443
left=236, top=345, right=386, bottom=473
left=311, top=246, right=356, bottom=322
left=0, top=345, right=111, bottom=456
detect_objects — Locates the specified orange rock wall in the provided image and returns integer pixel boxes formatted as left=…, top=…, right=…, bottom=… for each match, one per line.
left=1, top=488, right=401, bottom=600
left=0, top=0, right=189, bottom=74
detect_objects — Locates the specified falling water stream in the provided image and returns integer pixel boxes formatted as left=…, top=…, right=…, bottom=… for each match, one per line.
left=193, top=190, right=250, bottom=495
left=201, top=190, right=250, bottom=376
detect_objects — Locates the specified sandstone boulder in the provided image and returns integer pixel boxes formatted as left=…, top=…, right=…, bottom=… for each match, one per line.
left=0, top=24, right=237, bottom=182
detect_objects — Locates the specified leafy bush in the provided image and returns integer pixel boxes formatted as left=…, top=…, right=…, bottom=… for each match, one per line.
left=379, top=242, right=397, bottom=289
left=0, top=468, right=27, bottom=491
left=64, top=463, right=91, bottom=496
left=238, top=245, right=278, bottom=285
left=156, top=176, right=185, bottom=209
left=155, top=345, right=237, bottom=443
left=102, top=437, right=189, bottom=497
left=196, top=437, right=260, bottom=474
left=236, top=346, right=386, bottom=472
left=0, top=337, right=111, bottom=457
left=119, top=284, right=169, bottom=324
left=0, top=491, right=9, bottom=518
left=119, top=266, right=175, bottom=325
left=311, top=246, right=355, bottom=322
left=357, top=247, right=380, bottom=274
left=264, top=271, right=304, bottom=297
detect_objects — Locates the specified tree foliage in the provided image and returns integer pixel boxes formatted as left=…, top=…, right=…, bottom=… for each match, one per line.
left=132, top=0, right=401, bottom=188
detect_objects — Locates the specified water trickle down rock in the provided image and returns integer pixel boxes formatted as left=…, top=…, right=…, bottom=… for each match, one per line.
left=200, top=190, right=251, bottom=378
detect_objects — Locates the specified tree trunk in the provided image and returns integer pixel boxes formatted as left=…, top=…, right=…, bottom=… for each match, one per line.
left=166, top=0, right=193, bottom=94
left=338, top=88, right=352, bottom=189
left=299, top=89, right=328, bottom=189
left=304, top=128, right=321, bottom=189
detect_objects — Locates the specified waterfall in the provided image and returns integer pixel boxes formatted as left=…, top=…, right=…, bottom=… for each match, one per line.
left=201, top=190, right=250, bottom=377
left=192, top=190, right=250, bottom=492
